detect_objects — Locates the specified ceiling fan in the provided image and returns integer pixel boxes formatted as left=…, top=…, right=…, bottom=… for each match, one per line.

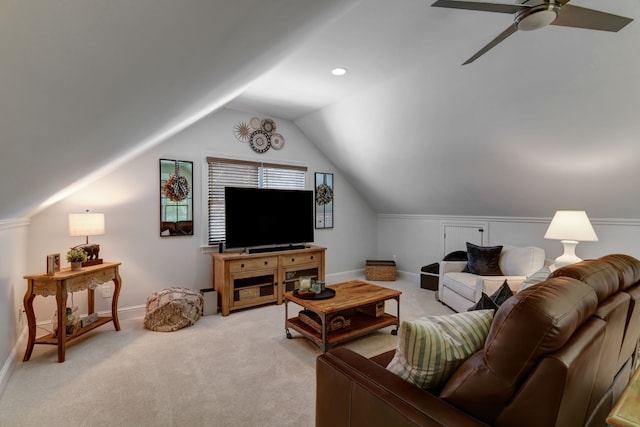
left=431, top=0, right=633, bottom=65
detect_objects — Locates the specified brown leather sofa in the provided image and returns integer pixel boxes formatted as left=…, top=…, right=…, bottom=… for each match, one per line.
left=316, top=254, right=640, bottom=427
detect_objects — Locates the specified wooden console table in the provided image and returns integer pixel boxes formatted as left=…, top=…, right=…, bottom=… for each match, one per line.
left=23, top=262, right=122, bottom=363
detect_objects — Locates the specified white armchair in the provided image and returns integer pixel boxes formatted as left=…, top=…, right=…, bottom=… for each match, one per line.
left=438, top=246, right=545, bottom=313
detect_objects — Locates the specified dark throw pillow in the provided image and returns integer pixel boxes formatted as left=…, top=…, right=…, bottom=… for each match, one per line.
left=490, top=280, right=513, bottom=306
left=462, top=243, right=504, bottom=276
left=468, top=281, right=513, bottom=311
left=468, top=293, right=499, bottom=311
left=443, top=250, right=468, bottom=262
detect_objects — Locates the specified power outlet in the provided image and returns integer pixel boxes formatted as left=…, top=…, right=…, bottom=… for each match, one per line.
left=101, top=285, right=113, bottom=298
left=18, top=306, right=25, bottom=322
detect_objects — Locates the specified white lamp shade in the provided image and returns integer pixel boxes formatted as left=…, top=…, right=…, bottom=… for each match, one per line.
left=544, top=210, right=598, bottom=242
left=68, top=213, right=105, bottom=237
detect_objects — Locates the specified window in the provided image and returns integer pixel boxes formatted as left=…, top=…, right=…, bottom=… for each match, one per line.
left=207, top=157, right=307, bottom=245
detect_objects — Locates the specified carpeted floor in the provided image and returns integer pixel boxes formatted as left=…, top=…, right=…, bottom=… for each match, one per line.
left=0, top=277, right=453, bottom=427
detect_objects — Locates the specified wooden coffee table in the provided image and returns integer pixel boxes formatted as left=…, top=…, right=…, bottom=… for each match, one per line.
left=284, top=280, right=401, bottom=352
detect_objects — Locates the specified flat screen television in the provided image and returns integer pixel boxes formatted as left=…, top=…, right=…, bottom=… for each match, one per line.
left=224, top=187, right=314, bottom=251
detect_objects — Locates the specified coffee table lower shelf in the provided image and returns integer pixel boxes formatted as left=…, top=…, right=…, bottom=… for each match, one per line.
left=286, top=312, right=398, bottom=352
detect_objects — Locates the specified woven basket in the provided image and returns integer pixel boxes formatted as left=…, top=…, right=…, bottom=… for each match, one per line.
left=299, top=310, right=350, bottom=333
left=238, top=287, right=260, bottom=300
left=365, top=260, right=396, bottom=281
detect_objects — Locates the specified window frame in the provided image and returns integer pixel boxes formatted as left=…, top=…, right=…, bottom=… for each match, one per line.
left=201, top=155, right=308, bottom=249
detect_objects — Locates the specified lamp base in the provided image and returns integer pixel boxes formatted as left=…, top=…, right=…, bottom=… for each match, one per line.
left=553, top=240, right=582, bottom=268
left=82, top=258, right=103, bottom=267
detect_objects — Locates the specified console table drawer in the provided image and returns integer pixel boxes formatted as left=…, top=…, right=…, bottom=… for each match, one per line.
left=281, top=252, right=321, bottom=267
left=229, top=257, right=277, bottom=273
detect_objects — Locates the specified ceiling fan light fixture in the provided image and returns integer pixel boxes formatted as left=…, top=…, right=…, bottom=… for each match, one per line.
left=515, top=3, right=560, bottom=31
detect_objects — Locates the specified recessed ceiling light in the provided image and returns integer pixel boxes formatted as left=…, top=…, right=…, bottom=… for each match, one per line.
left=331, top=67, right=347, bottom=76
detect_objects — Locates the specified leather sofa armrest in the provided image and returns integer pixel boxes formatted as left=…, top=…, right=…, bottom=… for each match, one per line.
left=316, top=347, right=489, bottom=427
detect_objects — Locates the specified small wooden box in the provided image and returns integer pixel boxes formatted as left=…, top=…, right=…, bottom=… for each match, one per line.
left=357, top=302, right=385, bottom=317
left=365, top=260, right=396, bottom=281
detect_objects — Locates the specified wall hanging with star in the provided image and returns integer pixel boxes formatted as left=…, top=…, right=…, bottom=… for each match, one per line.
left=234, top=117, right=285, bottom=154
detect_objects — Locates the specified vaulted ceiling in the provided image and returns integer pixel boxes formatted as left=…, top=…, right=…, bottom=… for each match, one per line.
left=3, top=0, right=639, bottom=220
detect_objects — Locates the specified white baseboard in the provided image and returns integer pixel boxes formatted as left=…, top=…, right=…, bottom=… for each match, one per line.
left=398, top=270, right=419, bottom=282
left=326, top=269, right=363, bottom=283
left=0, top=328, right=26, bottom=399
left=326, top=269, right=419, bottom=283
left=113, top=304, right=146, bottom=320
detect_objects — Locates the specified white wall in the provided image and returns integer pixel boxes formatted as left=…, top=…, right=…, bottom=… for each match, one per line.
left=377, top=214, right=640, bottom=275
left=24, top=108, right=378, bottom=321
left=0, top=220, right=28, bottom=390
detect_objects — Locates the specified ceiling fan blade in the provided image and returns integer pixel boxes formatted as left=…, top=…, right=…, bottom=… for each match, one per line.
left=431, top=0, right=529, bottom=15
left=552, top=4, right=633, bottom=32
left=462, top=24, right=517, bottom=65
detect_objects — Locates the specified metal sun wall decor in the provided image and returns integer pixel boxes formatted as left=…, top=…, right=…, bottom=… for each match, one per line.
left=234, top=117, right=285, bottom=153
left=315, top=172, right=334, bottom=229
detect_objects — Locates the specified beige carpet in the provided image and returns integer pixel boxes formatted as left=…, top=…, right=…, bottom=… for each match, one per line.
left=0, top=277, right=453, bottom=427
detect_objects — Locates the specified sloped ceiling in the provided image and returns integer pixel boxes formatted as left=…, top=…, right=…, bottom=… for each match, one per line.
left=3, top=0, right=640, bottom=220
left=0, top=0, right=355, bottom=220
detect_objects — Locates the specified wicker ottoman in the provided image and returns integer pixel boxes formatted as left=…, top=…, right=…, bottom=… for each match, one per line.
left=144, top=287, right=204, bottom=332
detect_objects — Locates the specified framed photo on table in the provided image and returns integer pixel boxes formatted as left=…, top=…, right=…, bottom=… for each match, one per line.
left=46, top=253, right=60, bottom=275
left=315, top=172, right=334, bottom=229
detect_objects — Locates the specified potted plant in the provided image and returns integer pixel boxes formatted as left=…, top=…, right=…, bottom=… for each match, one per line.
left=66, top=248, right=87, bottom=271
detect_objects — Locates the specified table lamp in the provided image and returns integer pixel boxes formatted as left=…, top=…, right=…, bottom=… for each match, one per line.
left=69, top=210, right=105, bottom=266
left=544, top=210, right=598, bottom=268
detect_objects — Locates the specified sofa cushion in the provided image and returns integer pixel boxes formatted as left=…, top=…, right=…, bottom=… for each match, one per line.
left=519, top=265, right=551, bottom=292
left=463, top=243, right=504, bottom=276
left=550, top=259, right=621, bottom=302
left=386, top=310, right=494, bottom=390
left=599, top=254, right=640, bottom=290
left=499, top=246, right=545, bottom=276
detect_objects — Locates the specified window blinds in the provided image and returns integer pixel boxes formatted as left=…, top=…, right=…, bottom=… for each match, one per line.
left=206, top=157, right=306, bottom=245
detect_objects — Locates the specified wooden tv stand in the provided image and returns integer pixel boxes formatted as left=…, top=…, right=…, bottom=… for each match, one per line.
left=210, top=245, right=325, bottom=316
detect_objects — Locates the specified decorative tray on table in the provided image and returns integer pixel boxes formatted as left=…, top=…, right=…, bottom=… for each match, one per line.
left=293, top=288, right=336, bottom=300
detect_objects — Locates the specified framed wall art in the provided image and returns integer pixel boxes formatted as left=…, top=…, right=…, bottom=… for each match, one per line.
left=315, top=172, right=334, bottom=229
left=160, top=159, right=193, bottom=236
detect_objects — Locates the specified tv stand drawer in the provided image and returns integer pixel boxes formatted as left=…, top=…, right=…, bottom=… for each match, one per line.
left=282, top=251, right=322, bottom=267
left=229, top=257, right=277, bottom=273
